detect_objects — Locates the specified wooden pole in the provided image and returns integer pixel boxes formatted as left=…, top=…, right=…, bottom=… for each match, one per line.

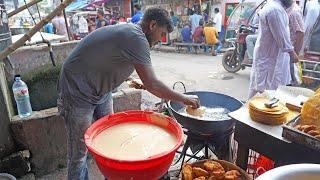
left=0, top=0, right=75, bottom=62
left=7, top=0, right=43, bottom=18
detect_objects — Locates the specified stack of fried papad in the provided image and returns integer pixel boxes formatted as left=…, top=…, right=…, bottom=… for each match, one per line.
left=249, top=97, right=289, bottom=125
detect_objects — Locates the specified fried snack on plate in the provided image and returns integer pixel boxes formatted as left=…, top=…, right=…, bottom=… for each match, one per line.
left=203, top=161, right=225, bottom=179
left=224, top=170, right=241, bottom=180
left=301, top=125, right=318, bottom=132
left=203, top=161, right=224, bottom=171
left=210, top=169, right=225, bottom=180
left=194, top=176, right=206, bottom=180
left=208, top=176, right=217, bottom=180
left=182, top=164, right=193, bottom=180
left=307, top=130, right=320, bottom=136
left=192, top=167, right=209, bottom=177
left=294, top=124, right=303, bottom=131
left=186, top=106, right=206, bottom=117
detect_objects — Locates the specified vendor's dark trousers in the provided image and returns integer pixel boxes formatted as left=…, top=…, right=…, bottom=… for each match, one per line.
left=58, top=92, right=113, bottom=180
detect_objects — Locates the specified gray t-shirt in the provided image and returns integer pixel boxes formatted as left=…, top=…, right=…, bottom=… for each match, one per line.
left=58, top=24, right=151, bottom=107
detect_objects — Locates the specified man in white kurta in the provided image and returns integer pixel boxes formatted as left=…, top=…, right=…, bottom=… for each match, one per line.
left=249, top=0, right=299, bottom=98
left=302, top=0, right=320, bottom=53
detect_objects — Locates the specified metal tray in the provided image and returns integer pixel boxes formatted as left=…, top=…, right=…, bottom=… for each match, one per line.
left=282, top=116, right=320, bottom=151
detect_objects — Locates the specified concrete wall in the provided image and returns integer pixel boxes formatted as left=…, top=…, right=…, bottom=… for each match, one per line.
left=6, top=41, right=79, bottom=113
left=0, top=40, right=78, bottom=159
left=10, top=89, right=142, bottom=177
left=0, top=63, right=15, bottom=159
left=6, top=41, right=79, bottom=79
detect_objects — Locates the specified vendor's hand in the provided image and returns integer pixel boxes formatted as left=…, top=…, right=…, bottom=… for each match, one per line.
left=183, top=95, right=200, bottom=109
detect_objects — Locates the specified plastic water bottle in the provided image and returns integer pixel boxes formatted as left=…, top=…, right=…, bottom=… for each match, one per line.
left=12, top=75, right=32, bottom=118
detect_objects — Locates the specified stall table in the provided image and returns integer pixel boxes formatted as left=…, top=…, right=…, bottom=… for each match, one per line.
left=229, top=106, right=320, bottom=170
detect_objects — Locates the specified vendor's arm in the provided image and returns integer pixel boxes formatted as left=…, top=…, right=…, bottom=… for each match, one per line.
left=134, top=63, right=200, bottom=108
left=122, top=26, right=199, bottom=108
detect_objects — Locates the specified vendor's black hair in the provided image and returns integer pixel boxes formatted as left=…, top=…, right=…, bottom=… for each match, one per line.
left=141, top=7, right=173, bottom=33
left=214, top=8, right=219, bottom=13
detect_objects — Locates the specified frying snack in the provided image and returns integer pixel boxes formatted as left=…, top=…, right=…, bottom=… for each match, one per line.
left=182, top=164, right=193, bottom=180
left=224, top=170, right=241, bottom=180
left=186, top=106, right=206, bottom=117
left=193, top=167, right=209, bottom=177
left=194, top=176, right=206, bottom=180
left=128, top=79, right=144, bottom=89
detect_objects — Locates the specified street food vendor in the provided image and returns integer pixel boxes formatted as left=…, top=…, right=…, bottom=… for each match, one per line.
left=57, top=7, right=200, bottom=180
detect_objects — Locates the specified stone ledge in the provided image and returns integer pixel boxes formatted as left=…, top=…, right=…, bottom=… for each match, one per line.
left=10, top=89, right=141, bottom=177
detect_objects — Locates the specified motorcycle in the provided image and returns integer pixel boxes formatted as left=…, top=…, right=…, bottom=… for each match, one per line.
left=221, top=0, right=266, bottom=73
left=222, top=25, right=256, bottom=73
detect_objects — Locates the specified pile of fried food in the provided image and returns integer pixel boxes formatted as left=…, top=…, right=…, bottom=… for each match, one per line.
left=296, top=88, right=320, bottom=140
left=182, top=160, right=242, bottom=180
left=294, top=124, right=320, bottom=140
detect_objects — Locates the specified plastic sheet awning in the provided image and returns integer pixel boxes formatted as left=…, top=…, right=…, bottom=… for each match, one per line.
left=66, top=0, right=89, bottom=12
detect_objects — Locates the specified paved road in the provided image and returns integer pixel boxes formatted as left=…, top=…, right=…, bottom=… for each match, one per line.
left=137, top=51, right=251, bottom=109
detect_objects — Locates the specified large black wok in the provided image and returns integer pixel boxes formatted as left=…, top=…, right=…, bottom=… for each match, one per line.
left=168, top=91, right=243, bottom=135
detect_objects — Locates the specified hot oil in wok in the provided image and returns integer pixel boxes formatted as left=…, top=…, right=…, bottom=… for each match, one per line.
left=178, top=106, right=231, bottom=121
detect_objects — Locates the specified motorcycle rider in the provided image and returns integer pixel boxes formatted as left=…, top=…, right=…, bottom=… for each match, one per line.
left=245, top=12, right=260, bottom=64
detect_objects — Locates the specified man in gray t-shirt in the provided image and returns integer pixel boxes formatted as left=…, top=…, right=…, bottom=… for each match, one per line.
left=58, top=8, right=200, bottom=180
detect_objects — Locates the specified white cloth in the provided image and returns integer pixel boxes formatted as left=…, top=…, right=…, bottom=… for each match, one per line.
left=213, top=12, right=222, bottom=32
left=52, top=16, right=68, bottom=41
left=302, top=0, right=320, bottom=52
left=249, top=0, right=294, bottom=98
left=189, top=14, right=203, bottom=34
left=78, top=16, right=88, bottom=33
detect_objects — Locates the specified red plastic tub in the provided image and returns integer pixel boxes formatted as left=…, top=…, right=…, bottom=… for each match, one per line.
left=84, top=110, right=183, bottom=180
